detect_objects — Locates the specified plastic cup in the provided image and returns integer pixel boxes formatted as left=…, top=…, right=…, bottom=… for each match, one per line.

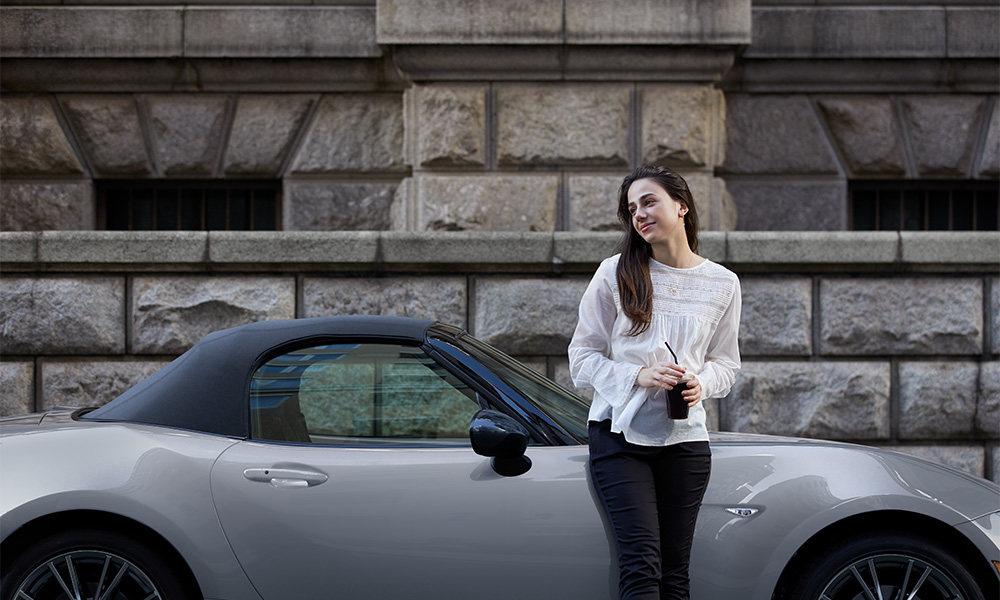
left=666, top=376, right=693, bottom=420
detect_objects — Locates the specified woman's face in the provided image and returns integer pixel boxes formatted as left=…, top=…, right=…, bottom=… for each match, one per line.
left=626, top=178, right=686, bottom=245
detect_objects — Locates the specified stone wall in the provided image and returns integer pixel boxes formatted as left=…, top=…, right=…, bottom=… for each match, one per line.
left=3, top=230, right=998, bottom=483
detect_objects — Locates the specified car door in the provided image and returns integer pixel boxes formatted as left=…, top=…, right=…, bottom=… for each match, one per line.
left=210, top=340, right=613, bottom=600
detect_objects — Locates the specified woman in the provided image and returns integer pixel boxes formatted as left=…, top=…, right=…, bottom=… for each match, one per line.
left=568, top=166, right=741, bottom=600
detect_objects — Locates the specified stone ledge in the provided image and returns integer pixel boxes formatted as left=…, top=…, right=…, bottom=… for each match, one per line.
left=3, top=231, right=997, bottom=272
left=0, top=8, right=184, bottom=58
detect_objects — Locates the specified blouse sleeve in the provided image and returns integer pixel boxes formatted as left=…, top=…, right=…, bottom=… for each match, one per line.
left=695, top=275, right=742, bottom=400
left=568, top=260, right=642, bottom=408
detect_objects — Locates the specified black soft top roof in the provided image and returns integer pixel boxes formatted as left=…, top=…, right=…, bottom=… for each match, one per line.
left=84, top=315, right=435, bottom=437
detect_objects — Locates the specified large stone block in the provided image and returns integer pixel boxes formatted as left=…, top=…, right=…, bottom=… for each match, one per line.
left=303, top=276, right=467, bottom=327
left=145, top=95, right=229, bottom=176
left=566, top=0, right=751, bottom=45
left=993, top=447, right=1000, bottom=484
left=184, top=7, right=380, bottom=58
left=900, top=96, right=985, bottom=177
left=747, top=7, right=946, bottom=58
left=725, top=361, right=891, bottom=439
left=474, top=277, right=590, bottom=355
left=408, top=175, right=558, bottom=231
left=284, top=182, right=397, bottom=231
left=40, top=360, right=170, bottom=410
left=568, top=175, right=622, bottom=232
left=977, top=100, right=999, bottom=178
left=59, top=95, right=152, bottom=176
left=0, top=361, right=34, bottom=417
left=946, top=8, right=1000, bottom=58
left=727, top=181, right=845, bottom=231
left=132, top=276, right=294, bottom=354
left=223, top=95, right=315, bottom=176
left=380, top=231, right=553, bottom=265
left=899, top=362, right=978, bottom=439
left=209, top=231, right=379, bottom=265
left=993, top=277, right=1000, bottom=355
left=817, top=98, right=907, bottom=177
left=900, top=232, right=1000, bottom=265
left=976, top=361, right=999, bottom=437
left=882, top=445, right=985, bottom=479
left=722, top=95, right=840, bottom=175
left=496, top=85, right=629, bottom=166
left=641, top=85, right=723, bottom=169
left=408, top=85, right=486, bottom=167
left=376, top=0, right=563, bottom=44
left=1, top=182, right=95, bottom=231
left=819, top=278, right=982, bottom=355
left=739, top=277, right=812, bottom=356
left=38, top=231, right=207, bottom=265
left=551, top=357, right=595, bottom=403
left=1, top=96, right=84, bottom=175
left=0, top=232, right=36, bottom=262
left=684, top=174, right=737, bottom=232
left=291, top=94, right=404, bottom=173
left=0, top=7, right=183, bottom=58
left=0, top=277, right=125, bottom=354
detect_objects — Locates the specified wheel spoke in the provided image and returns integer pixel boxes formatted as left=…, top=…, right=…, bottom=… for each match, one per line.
left=97, top=563, right=129, bottom=600
left=47, top=562, right=75, bottom=600
left=65, top=555, right=83, bottom=600
left=868, top=559, right=884, bottom=600
left=96, top=555, right=111, bottom=599
left=142, top=593, right=160, bottom=600
left=16, top=591, right=35, bottom=600
left=904, top=566, right=932, bottom=600
left=895, top=559, right=915, bottom=600
left=851, top=565, right=879, bottom=600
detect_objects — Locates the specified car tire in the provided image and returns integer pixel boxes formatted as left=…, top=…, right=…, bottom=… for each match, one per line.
left=780, top=530, right=985, bottom=600
left=0, top=527, right=196, bottom=600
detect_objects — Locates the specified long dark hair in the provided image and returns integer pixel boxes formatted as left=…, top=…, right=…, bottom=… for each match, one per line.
left=615, top=166, right=699, bottom=336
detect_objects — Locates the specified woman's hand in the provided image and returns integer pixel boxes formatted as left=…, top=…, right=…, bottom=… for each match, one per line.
left=681, top=377, right=702, bottom=407
left=636, top=362, right=687, bottom=390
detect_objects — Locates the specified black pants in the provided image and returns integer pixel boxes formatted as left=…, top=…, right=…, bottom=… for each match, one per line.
left=588, top=420, right=712, bottom=600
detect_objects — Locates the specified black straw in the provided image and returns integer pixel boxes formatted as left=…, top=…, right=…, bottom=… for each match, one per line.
left=664, top=341, right=678, bottom=364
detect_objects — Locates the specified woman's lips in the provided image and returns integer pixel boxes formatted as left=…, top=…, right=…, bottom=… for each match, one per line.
left=640, top=222, right=654, bottom=232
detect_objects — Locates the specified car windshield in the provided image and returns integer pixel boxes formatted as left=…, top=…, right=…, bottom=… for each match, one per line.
left=430, top=325, right=590, bottom=442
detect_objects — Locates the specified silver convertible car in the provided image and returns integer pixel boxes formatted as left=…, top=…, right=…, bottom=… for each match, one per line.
left=2, top=316, right=998, bottom=600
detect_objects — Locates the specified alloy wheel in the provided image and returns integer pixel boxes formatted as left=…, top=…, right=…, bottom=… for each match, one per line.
left=819, top=553, right=966, bottom=600
left=14, top=549, right=161, bottom=600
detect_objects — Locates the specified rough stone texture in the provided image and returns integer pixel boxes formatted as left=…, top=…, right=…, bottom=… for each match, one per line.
left=0, top=96, right=84, bottom=175
left=291, top=93, right=404, bottom=173
left=727, top=181, right=845, bottom=231
left=994, top=447, right=1000, bottom=484
left=551, top=357, right=595, bottom=403
left=946, top=8, right=1000, bottom=58
left=0, top=361, right=34, bottom=416
left=739, top=277, right=812, bottom=356
left=1, top=182, right=95, bottom=231
left=900, top=95, right=985, bottom=177
left=978, top=101, right=999, bottom=178
left=726, top=361, right=891, bottom=439
left=817, top=98, right=907, bottom=177
left=727, top=232, right=899, bottom=266
left=40, top=360, right=170, bottom=410
left=59, top=95, right=152, bottom=176
left=567, top=175, right=623, bottom=232
left=900, top=232, right=1000, bottom=265
left=747, top=7, right=947, bottom=59
left=899, top=362, right=979, bottom=439
left=0, top=7, right=183, bottom=58
left=474, top=277, right=590, bottom=356
left=993, top=278, right=1000, bottom=355
left=0, top=277, right=124, bottom=354
left=303, top=276, right=467, bottom=327
left=209, top=231, right=380, bottom=264
left=184, top=7, right=380, bottom=58
left=883, top=445, right=985, bottom=479
left=284, top=182, right=397, bottom=231
left=145, top=95, right=229, bottom=176
left=976, top=361, right=999, bottom=438
left=496, top=86, right=629, bottom=166
left=820, top=278, right=983, bottom=356
left=223, top=95, right=315, bottom=176
left=131, top=276, right=294, bottom=354
left=410, top=175, right=558, bottom=231
left=684, top=174, right=738, bottom=232
left=380, top=231, right=553, bottom=265
left=376, top=0, right=563, bottom=44
left=0, top=232, right=36, bottom=262
left=38, top=231, right=206, bottom=264
left=722, top=95, right=840, bottom=175
left=641, top=86, right=722, bottom=169
left=410, top=85, right=486, bottom=167
left=565, top=0, right=751, bottom=45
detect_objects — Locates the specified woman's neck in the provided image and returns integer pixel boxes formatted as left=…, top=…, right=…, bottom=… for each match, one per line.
left=649, top=238, right=700, bottom=269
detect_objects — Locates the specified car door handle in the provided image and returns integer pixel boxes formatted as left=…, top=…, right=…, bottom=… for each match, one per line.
left=243, top=467, right=328, bottom=488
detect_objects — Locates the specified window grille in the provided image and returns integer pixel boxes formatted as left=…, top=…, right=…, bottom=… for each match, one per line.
left=849, top=181, right=998, bottom=232
left=97, top=181, right=280, bottom=231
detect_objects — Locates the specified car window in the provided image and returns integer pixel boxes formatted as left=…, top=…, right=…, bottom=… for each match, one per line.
left=250, top=343, right=481, bottom=446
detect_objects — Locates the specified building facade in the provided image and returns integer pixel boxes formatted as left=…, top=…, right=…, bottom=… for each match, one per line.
left=1, top=1, right=998, bottom=480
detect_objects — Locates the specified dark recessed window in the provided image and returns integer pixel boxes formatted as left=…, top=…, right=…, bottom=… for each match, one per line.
left=850, top=181, right=998, bottom=232
left=98, top=181, right=281, bottom=231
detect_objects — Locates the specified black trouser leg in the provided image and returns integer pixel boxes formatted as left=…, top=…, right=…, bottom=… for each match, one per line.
left=588, top=421, right=712, bottom=600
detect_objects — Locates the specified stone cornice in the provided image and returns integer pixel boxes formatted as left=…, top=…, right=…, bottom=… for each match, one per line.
left=2, top=231, right=997, bottom=273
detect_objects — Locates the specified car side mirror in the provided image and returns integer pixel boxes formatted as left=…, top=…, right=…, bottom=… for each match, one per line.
left=469, top=409, right=532, bottom=477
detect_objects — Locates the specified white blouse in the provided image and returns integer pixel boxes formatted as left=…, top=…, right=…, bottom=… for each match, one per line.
left=568, top=254, right=742, bottom=446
